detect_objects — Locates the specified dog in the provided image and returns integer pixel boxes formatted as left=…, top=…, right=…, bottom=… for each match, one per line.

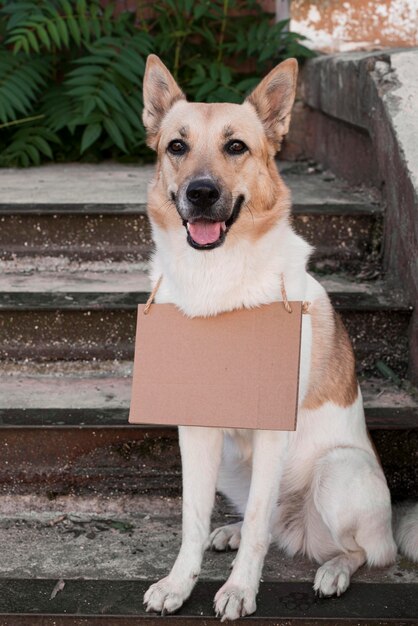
left=140, top=54, right=418, bottom=620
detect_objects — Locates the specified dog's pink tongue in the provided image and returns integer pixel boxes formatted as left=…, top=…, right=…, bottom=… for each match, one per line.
left=188, top=221, right=222, bottom=245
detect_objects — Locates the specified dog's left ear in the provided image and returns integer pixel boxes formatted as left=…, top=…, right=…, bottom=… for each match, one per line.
left=246, top=58, right=298, bottom=149
left=142, top=55, right=186, bottom=149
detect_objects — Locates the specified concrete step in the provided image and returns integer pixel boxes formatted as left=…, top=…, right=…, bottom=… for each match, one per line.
left=1, top=360, right=416, bottom=425
left=0, top=494, right=416, bottom=624
left=0, top=360, right=416, bottom=499
left=1, top=580, right=417, bottom=625
left=0, top=162, right=382, bottom=272
left=0, top=264, right=411, bottom=375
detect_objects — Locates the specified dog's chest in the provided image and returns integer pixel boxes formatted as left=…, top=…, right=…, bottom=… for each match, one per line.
left=151, top=222, right=310, bottom=317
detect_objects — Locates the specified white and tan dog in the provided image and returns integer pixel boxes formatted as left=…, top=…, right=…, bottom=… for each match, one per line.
left=141, top=54, right=417, bottom=621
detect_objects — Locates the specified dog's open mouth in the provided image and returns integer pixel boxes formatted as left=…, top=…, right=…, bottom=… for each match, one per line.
left=186, top=220, right=226, bottom=249
left=183, top=195, right=245, bottom=250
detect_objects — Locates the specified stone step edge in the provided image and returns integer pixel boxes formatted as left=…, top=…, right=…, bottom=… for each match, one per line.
left=0, top=578, right=416, bottom=623
left=0, top=288, right=411, bottom=313
left=0, top=268, right=411, bottom=312
left=0, top=200, right=382, bottom=216
left=0, top=406, right=416, bottom=430
left=1, top=365, right=416, bottom=423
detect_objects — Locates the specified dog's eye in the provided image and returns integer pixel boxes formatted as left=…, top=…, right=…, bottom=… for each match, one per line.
left=225, top=140, right=248, bottom=155
left=167, top=140, right=187, bottom=155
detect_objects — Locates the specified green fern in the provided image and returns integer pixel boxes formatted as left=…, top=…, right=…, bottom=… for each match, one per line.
left=2, top=0, right=119, bottom=53
left=0, top=52, right=50, bottom=123
left=0, top=0, right=314, bottom=167
left=0, top=126, right=60, bottom=167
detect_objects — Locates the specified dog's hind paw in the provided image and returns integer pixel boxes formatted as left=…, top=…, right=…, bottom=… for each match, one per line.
left=214, top=583, right=257, bottom=621
left=209, top=522, right=242, bottom=551
left=144, top=577, right=189, bottom=614
left=313, top=558, right=351, bottom=597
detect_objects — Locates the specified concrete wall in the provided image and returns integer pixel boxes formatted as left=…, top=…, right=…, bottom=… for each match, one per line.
left=291, top=0, right=418, bottom=52
left=298, top=50, right=418, bottom=383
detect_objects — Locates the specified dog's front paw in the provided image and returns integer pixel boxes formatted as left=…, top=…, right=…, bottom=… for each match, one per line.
left=144, top=577, right=190, bottom=614
left=313, top=559, right=351, bottom=597
left=214, top=583, right=257, bottom=621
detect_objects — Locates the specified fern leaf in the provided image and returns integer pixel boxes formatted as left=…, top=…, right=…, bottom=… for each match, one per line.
left=56, top=16, right=70, bottom=48
left=76, top=0, right=87, bottom=13
left=113, top=61, right=141, bottom=86
left=41, top=86, right=77, bottom=132
left=103, top=117, right=127, bottom=152
left=81, top=97, right=96, bottom=118
left=36, top=24, right=51, bottom=50
left=112, top=111, right=133, bottom=139
left=46, top=21, right=61, bottom=47
left=0, top=53, right=51, bottom=123
left=26, top=30, right=40, bottom=53
left=80, top=122, right=101, bottom=153
left=30, top=135, right=54, bottom=158
left=25, top=143, right=41, bottom=165
left=0, top=125, right=60, bottom=167
left=67, top=13, right=82, bottom=46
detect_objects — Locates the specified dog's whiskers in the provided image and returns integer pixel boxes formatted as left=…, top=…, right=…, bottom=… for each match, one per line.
left=156, top=198, right=175, bottom=217
left=244, top=200, right=256, bottom=225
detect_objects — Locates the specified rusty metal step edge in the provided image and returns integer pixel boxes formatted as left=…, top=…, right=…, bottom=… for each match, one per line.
left=0, top=407, right=417, bottom=429
left=0, top=579, right=416, bottom=624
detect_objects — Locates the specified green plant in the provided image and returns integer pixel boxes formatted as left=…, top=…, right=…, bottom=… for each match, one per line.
left=0, top=0, right=314, bottom=166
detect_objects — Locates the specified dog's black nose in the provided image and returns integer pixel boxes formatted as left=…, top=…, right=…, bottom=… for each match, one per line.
left=186, top=179, right=220, bottom=207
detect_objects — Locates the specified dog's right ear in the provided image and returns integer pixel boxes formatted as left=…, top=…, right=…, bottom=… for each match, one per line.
left=142, top=55, right=185, bottom=149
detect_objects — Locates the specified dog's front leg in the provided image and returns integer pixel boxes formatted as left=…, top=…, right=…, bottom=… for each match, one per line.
left=144, top=425, right=223, bottom=614
left=214, top=430, right=288, bottom=621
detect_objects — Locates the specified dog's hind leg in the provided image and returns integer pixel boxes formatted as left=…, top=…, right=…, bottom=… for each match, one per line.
left=209, top=433, right=252, bottom=552
left=144, top=426, right=223, bottom=615
left=310, top=446, right=397, bottom=597
left=314, top=550, right=366, bottom=597
left=209, top=521, right=243, bottom=551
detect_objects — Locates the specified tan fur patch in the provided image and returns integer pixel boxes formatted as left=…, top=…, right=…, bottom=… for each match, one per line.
left=303, top=295, right=358, bottom=410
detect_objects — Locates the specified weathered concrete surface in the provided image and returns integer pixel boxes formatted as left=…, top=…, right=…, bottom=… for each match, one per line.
left=0, top=261, right=149, bottom=292
left=302, top=49, right=418, bottom=382
left=0, top=358, right=416, bottom=413
left=291, top=0, right=418, bottom=53
left=0, top=161, right=381, bottom=271
left=0, top=164, right=154, bottom=206
left=0, top=262, right=411, bottom=373
left=0, top=261, right=401, bottom=298
left=0, top=160, right=377, bottom=211
left=0, top=494, right=416, bottom=584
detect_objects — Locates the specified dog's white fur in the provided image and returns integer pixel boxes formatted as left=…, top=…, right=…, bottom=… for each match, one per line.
left=141, top=55, right=416, bottom=621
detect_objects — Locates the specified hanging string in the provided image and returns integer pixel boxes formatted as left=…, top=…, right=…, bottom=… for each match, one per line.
left=280, top=273, right=293, bottom=313
left=143, top=275, right=163, bottom=315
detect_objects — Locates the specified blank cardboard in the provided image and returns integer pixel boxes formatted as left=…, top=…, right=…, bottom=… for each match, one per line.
left=129, top=302, right=302, bottom=430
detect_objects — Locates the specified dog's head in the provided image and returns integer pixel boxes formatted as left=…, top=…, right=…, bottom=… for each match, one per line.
left=143, top=55, right=297, bottom=250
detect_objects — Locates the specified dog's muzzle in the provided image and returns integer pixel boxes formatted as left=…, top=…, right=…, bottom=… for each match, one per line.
left=178, top=179, right=245, bottom=250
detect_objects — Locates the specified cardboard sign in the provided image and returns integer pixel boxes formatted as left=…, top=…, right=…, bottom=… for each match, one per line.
left=129, top=302, right=303, bottom=430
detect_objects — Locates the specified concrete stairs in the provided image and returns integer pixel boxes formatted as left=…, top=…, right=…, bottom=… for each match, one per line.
left=0, top=161, right=417, bottom=623
left=0, top=493, right=417, bottom=625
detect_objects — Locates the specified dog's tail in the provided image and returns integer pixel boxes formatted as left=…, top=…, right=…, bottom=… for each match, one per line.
left=393, top=502, right=418, bottom=562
